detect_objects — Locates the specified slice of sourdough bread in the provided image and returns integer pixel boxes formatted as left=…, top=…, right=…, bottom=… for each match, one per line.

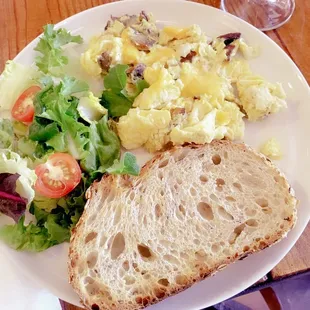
left=69, top=141, right=297, bottom=310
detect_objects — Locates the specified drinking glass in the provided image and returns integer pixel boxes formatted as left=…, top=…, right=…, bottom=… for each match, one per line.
left=221, top=0, right=295, bottom=31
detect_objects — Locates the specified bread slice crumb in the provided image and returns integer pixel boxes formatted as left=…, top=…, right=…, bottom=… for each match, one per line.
left=69, top=140, right=297, bottom=310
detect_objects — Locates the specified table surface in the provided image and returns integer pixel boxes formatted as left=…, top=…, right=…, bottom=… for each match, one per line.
left=0, top=0, right=309, bottom=309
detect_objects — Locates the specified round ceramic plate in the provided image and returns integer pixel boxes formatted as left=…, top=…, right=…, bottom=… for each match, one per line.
left=1, top=0, right=310, bottom=309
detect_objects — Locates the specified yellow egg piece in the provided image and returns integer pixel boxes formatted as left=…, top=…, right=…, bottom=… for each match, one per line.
left=117, top=109, right=171, bottom=152
left=80, top=35, right=123, bottom=76
left=260, top=138, right=282, bottom=160
left=121, top=28, right=142, bottom=64
left=159, top=25, right=203, bottom=45
left=237, top=76, right=287, bottom=121
left=171, top=110, right=227, bottom=145
left=133, top=68, right=182, bottom=109
left=143, top=46, right=176, bottom=66
left=180, top=63, right=232, bottom=101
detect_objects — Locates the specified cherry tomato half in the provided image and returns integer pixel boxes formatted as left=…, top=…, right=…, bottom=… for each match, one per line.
left=11, top=86, right=41, bottom=123
left=34, top=153, right=82, bottom=198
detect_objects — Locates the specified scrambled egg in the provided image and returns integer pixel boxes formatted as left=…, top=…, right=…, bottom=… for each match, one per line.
left=81, top=34, right=123, bottom=76
left=170, top=95, right=244, bottom=146
left=117, top=109, right=171, bottom=152
left=237, top=76, right=287, bottom=121
left=81, top=12, right=287, bottom=152
left=133, top=67, right=182, bottom=109
left=260, top=138, right=282, bottom=159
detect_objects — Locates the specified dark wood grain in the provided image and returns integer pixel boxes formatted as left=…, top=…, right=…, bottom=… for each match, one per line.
left=271, top=224, right=310, bottom=280
left=0, top=1, right=309, bottom=309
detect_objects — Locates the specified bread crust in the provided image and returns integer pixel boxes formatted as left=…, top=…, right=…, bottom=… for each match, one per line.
left=68, top=141, right=297, bottom=310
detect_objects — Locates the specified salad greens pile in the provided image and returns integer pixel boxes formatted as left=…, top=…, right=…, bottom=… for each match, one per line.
left=0, top=24, right=142, bottom=252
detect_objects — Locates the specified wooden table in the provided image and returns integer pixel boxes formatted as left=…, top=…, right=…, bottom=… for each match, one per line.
left=1, top=0, right=309, bottom=309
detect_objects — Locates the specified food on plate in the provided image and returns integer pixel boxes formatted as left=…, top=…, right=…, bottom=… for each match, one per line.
left=81, top=12, right=287, bottom=152
left=0, top=61, right=41, bottom=119
left=0, top=24, right=140, bottom=252
left=34, top=153, right=82, bottom=198
left=11, top=85, right=41, bottom=123
left=0, top=8, right=295, bottom=276
left=0, top=150, right=37, bottom=205
left=0, top=173, right=30, bottom=223
left=69, top=140, right=297, bottom=310
left=260, top=138, right=282, bottom=160
left=236, top=76, right=286, bottom=121
left=0, top=7, right=301, bottom=310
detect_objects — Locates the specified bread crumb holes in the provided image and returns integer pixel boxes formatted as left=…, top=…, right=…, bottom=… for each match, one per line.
left=175, top=275, right=188, bottom=285
left=197, top=202, right=214, bottom=220
left=137, top=244, right=153, bottom=260
left=218, top=206, right=234, bottom=221
left=86, top=251, right=98, bottom=268
left=246, top=219, right=259, bottom=227
left=111, top=232, right=125, bottom=260
left=212, top=154, right=221, bottom=165
left=158, top=159, right=169, bottom=168
left=158, top=278, right=169, bottom=287
left=199, top=175, right=208, bottom=183
left=233, top=182, right=242, bottom=192
left=85, top=232, right=98, bottom=244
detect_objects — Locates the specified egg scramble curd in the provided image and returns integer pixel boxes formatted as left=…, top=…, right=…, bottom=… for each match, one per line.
left=260, top=138, right=282, bottom=160
left=81, top=12, right=287, bottom=152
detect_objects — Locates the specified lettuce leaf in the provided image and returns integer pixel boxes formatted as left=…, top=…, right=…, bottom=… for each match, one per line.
left=104, top=64, right=128, bottom=93
left=0, top=209, right=70, bottom=252
left=17, top=137, right=38, bottom=158
left=58, top=175, right=88, bottom=214
left=61, top=76, right=89, bottom=96
left=29, top=121, right=60, bottom=142
left=107, top=152, right=140, bottom=176
left=100, top=64, right=149, bottom=118
left=31, top=195, right=58, bottom=212
left=34, top=25, right=83, bottom=76
left=130, top=79, right=149, bottom=98
left=30, top=77, right=121, bottom=171
left=0, top=119, right=14, bottom=149
left=30, top=76, right=122, bottom=168
left=30, top=204, right=70, bottom=244
left=44, top=112, right=89, bottom=159
left=0, top=150, right=36, bottom=205
left=65, top=97, right=80, bottom=120
left=30, top=78, right=89, bottom=159
left=77, top=92, right=107, bottom=123
left=81, top=115, right=121, bottom=173
left=0, top=216, right=53, bottom=252
left=0, top=120, right=38, bottom=160
left=101, top=91, right=132, bottom=118
left=0, top=61, right=41, bottom=118
left=44, top=214, right=71, bottom=244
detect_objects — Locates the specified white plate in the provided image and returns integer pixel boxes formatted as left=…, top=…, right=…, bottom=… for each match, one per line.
left=1, top=0, right=310, bottom=309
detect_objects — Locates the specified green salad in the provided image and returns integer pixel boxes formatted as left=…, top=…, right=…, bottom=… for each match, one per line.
left=0, top=25, right=143, bottom=252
